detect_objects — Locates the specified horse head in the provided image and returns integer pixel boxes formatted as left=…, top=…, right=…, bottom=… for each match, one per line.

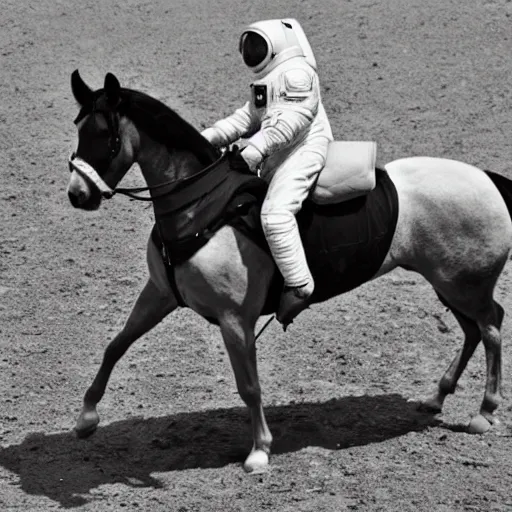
left=67, top=70, right=138, bottom=210
left=67, top=71, right=219, bottom=211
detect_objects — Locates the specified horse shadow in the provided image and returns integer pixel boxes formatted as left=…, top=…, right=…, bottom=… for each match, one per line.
left=0, top=393, right=439, bottom=508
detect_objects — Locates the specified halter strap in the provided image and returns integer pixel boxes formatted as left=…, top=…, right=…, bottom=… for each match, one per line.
left=68, top=154, right=114, bottom=198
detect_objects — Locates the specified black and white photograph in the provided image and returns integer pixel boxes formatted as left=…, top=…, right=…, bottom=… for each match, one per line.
left=1, top=0, right=512, bottom=510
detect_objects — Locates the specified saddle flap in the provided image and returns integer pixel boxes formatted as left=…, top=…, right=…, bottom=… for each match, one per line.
left=311, top=141, right=377, bottom=205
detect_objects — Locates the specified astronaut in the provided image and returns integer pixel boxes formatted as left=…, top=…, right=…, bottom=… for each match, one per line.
left=201, top=19, right=333, bottom=327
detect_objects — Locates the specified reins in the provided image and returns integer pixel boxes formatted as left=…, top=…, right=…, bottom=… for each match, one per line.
left=69, top=150, right=227, bottom=202
left=114, top=152, right=227, bottom=201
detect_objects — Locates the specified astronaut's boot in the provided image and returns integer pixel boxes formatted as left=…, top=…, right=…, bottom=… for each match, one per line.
left=277, top=279, right=314, bottom=329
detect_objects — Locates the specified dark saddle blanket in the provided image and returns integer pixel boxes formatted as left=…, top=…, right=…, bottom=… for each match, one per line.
left=151, top=156, right=399, bottom=311
left=296, top=169, right=398, bottom=303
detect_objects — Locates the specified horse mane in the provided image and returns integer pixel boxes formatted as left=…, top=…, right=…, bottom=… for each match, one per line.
left=77, top=87, right=219, bottom=166
left=120, top=89, right=219, bottom=165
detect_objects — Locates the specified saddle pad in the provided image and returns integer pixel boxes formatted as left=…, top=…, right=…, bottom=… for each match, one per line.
left=300, top=168, right=398, bottom=304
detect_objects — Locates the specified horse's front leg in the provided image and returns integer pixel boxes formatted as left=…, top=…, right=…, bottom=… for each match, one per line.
left=75, top=277, right=177, bottom=437
left=220, top=313, right=273, bottom=474
left=75, top=236, right=178, bottom=437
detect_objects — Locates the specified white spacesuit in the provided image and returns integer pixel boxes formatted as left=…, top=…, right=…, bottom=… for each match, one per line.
left=202, top=19, right=333, bottom=326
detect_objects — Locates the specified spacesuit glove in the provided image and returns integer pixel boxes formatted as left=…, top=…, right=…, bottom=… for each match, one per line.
left=240, top=144, right=263, bottom=172
left=201, top=127, right=222, bottom=147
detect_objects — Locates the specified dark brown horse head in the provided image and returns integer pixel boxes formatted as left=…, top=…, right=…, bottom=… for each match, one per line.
left=67, top=70, right=134, bottom=210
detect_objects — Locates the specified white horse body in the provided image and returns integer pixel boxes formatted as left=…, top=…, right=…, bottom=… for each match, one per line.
left=380, top=157, right=512, bottom=279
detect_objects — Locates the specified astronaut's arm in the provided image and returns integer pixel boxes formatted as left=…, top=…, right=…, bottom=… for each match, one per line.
left=201, top=102, right=258, bottom=147
left=242, top=69, right=319, bottom=168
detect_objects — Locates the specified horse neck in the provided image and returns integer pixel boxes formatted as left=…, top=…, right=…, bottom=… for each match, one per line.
left=135, top=131, right=206, bottom=192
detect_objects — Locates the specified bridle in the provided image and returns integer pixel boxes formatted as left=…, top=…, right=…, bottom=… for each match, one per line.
left=69, top=108, right=224, bottom=202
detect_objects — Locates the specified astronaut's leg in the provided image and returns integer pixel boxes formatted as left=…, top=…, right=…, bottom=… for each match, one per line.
left=261, top=146, right=326, bottom=327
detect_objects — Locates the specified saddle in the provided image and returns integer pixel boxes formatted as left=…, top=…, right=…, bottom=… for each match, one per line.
left=311, top=140, right=377, bottom=204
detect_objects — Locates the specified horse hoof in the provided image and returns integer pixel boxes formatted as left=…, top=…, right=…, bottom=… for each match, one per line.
left=75, top=409, right=100, bottom=439
left=417, top=398, right=442, bottom=415
left=468, top=414, right=492, bottom=434
left=243, top=449, right=269, bottom=474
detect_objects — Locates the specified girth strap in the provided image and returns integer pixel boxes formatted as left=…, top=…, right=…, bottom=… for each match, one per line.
left=151, top=226, right=187, bottom=307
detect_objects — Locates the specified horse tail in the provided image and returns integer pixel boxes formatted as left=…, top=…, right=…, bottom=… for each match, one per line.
left=485, top=170, right=512, bottom=221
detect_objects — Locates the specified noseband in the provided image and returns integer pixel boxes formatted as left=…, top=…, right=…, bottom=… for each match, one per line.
left=69, top=154, right=116, bottom=198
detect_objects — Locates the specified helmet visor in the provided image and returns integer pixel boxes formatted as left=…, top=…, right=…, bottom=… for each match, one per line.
left=239, top=32, right=269, bottom=68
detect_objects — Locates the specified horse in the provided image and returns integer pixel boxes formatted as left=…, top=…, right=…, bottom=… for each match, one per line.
left=66, top=70, right=512, bottom=474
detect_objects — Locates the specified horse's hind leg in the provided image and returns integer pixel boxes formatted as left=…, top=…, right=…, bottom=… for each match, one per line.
left=75, top=278, right=177, bottom=437
left=421, top=284, right=504, bottom=433
left=420, top=298, right=482, bottom=414
left=219, top=313, right=273, bottom=474
left=471, top=300, right=504, bottom=432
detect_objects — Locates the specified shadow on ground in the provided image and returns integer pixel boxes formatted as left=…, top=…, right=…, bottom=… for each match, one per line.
left=0, top=393, right=438, bottom=508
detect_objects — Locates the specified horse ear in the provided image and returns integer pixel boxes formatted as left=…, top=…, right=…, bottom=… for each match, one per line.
left=104, top=72, right=121, bottom=106
left=71, top=69, right=93, bottom=106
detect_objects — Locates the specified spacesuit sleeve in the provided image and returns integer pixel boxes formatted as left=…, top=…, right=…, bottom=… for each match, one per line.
left=246, top=68, right=319, bottom=159
left=201, top=101, right=259, bottom=147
